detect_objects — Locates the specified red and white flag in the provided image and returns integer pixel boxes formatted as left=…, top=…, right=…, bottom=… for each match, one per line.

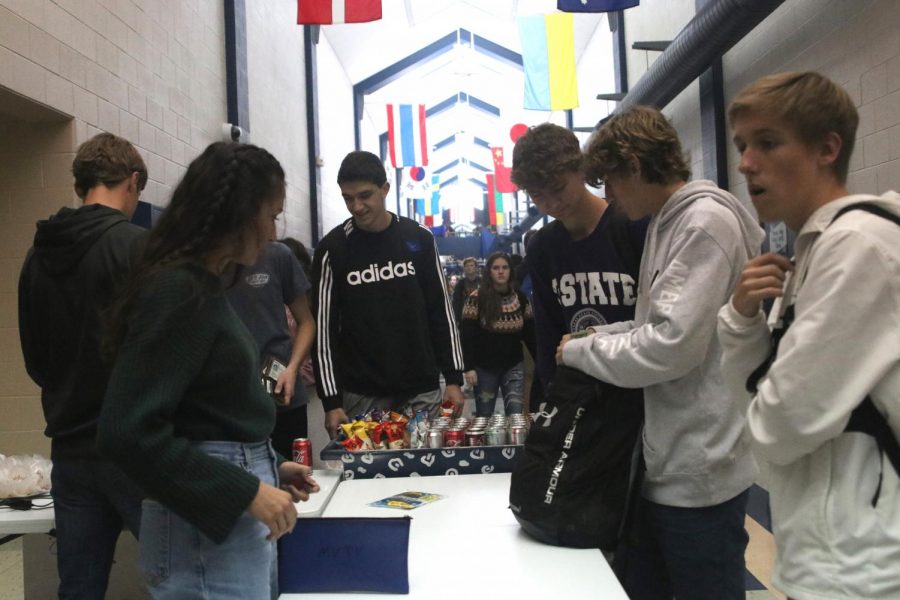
left=492, top=146, right=518, bottom=193
left=297, top=0, right=382, bottom=25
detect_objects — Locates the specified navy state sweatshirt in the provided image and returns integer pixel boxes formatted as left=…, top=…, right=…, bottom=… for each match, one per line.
left=526, top=201, right=648, bottom=392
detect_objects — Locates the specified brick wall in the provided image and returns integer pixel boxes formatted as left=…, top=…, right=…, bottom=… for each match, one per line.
left=620, top=0, right=899, bottom=200
left=0, top=0, right=229, bottom=456
left=0, top=114, right=75, bottom=456
left=723, top=0, right=900, bottom=199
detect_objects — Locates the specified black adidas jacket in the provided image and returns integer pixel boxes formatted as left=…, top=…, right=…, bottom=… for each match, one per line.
left=18, top=204, right=145, bottom=458
left=311, top=215, right=464, bottom=412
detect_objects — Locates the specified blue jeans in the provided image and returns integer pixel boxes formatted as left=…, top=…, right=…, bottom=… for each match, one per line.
left=619, top=489, right=750, bottom=600
left=50, top=457, right=143, bottom=600
left=474, top=363, right=525, bottom=417
left=138, top=441, right=279, bottom=600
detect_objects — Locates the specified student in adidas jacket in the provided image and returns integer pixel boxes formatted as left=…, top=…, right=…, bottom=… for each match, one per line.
left=718, top=71, right=900, bottom=600
left=557, top=107, right=765, bottom=599
left=312, top=151, right=465, bottom=438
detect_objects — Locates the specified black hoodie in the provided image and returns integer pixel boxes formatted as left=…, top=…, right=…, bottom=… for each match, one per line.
left=18, top=204, right=146, bottom=458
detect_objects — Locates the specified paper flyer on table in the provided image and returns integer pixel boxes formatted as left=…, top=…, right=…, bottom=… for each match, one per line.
left=368, top=491, right=444, bottom=510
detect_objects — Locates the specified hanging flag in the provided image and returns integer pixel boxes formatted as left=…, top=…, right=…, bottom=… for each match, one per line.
left=486, top=174, right=505, bottom=227
left=491, top=147, right=517, bottom=193
left=297, top=0, right=382, bottom=24
left=557, top=0, right=639, bottom=12
left=518, top=13, right=578, bottom=111
left=510, top=123, right=529, bottom=143
left=414, top=198, right=426, bottom=224
left=404, top=166, right=430, bottom=198
left=425, top=174, right=441, bottom=227
left=387, top=104, right=429, bottom=168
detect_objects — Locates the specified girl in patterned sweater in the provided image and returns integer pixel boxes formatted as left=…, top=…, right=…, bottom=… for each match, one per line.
left=461, top=252, right=537, bottom=416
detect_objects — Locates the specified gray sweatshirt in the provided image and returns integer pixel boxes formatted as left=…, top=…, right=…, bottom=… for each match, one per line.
left=562, top=180, right=765, bottom=507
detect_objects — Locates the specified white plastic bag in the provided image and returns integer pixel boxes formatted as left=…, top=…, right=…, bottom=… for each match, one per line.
left=0, top=454, right=52, bottom=498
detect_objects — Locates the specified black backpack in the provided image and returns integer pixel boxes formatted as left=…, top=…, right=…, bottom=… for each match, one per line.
left=509, top=366, right=644, bottom=550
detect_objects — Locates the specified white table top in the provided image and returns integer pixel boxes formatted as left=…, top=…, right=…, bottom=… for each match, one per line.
left=281, top=473, right=628, bottom=600
left=0, top=469, right=342, bottom=538
left=0, top=495, right=55, bottom=536
left=295, top=469, right=341, bottom=518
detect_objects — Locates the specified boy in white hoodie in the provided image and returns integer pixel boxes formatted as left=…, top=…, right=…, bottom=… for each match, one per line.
left=558, top=106, right=764, bottom=598
left=718, top=71, right=900, bottom=600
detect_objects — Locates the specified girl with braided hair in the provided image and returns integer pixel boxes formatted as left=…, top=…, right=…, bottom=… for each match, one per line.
left=460, top=252, right=537, bottom=417
left=98, top=142, right=319, bottom=599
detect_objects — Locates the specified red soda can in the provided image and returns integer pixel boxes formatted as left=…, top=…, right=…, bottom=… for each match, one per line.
left=443, top=428, right=465, bottom=447
left=292, top=438, right=312, bottom=466
left=464, top=430, right=485, bottom=447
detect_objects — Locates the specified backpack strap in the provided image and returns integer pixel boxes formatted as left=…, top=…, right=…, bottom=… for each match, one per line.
left=745, top=202, right=900, bottom=500
left=830, top=202, right=900, bottom=502
left=832, top=201, right=900, bottom=228
left=745, top=304, right=795, bottom=394
left=846, top=396, right=900, bottom=505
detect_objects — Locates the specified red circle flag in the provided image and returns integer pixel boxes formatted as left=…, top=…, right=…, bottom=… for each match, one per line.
left=509, top=123, right=528, bottom=143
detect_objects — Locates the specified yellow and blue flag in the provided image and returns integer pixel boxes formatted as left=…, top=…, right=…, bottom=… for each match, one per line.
left=518, top=13, right=578, bottom=111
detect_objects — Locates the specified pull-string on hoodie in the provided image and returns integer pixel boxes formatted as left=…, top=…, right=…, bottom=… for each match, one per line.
left=19, top=204, right=145, bottom=458
left=563, top=179, right=766, bottom=507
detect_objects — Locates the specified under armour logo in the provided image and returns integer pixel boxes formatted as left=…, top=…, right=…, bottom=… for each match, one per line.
left=533, top=402, right=558, bottom=427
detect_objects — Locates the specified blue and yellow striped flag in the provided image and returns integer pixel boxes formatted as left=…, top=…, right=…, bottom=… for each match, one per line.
left=518, top=13, right=578, bottom=111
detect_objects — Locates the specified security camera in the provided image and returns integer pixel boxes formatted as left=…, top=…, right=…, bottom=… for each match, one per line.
left=221, top=123, right=247, bottom=143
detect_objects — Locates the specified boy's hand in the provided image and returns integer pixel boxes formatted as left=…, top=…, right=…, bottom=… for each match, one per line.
left=732, top=253, right=794, bottom=318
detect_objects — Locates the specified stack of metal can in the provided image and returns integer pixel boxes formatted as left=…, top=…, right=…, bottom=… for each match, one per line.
left=423, top=414, right=529, bottom=448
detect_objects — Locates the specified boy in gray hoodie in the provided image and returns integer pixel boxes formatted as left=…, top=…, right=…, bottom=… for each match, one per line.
left=558, top=106, right=764, bottom=598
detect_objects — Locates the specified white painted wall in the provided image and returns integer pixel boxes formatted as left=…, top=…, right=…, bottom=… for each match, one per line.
left=315, top=34, right=357, bottom=235
left=246, top=0, right=312, bottom=244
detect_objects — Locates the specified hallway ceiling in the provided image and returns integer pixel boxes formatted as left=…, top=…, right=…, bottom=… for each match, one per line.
left=319, top=0, right=607, bottom=212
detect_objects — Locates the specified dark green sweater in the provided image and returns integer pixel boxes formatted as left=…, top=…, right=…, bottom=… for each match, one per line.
left=98, top=264, right=276, bottom=544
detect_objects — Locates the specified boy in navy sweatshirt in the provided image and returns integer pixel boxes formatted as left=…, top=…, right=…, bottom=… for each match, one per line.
left=311, top=151, right=465, bottom=438
left=511, top=123, right=647, bottom=399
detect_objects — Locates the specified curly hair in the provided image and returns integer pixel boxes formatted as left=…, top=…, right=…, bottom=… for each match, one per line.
left=511, top=123, right=583, bottom=192
left=104, top=142, right=285, bottom=358
left=728, top=71, right=858, bottom=183
left=584, top=106, right=690, bottom=188
left=72, top=133, right=148, bottom=199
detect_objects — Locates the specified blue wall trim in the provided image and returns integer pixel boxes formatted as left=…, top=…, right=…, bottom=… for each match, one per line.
left=224, top=0, right=249, bottom=130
